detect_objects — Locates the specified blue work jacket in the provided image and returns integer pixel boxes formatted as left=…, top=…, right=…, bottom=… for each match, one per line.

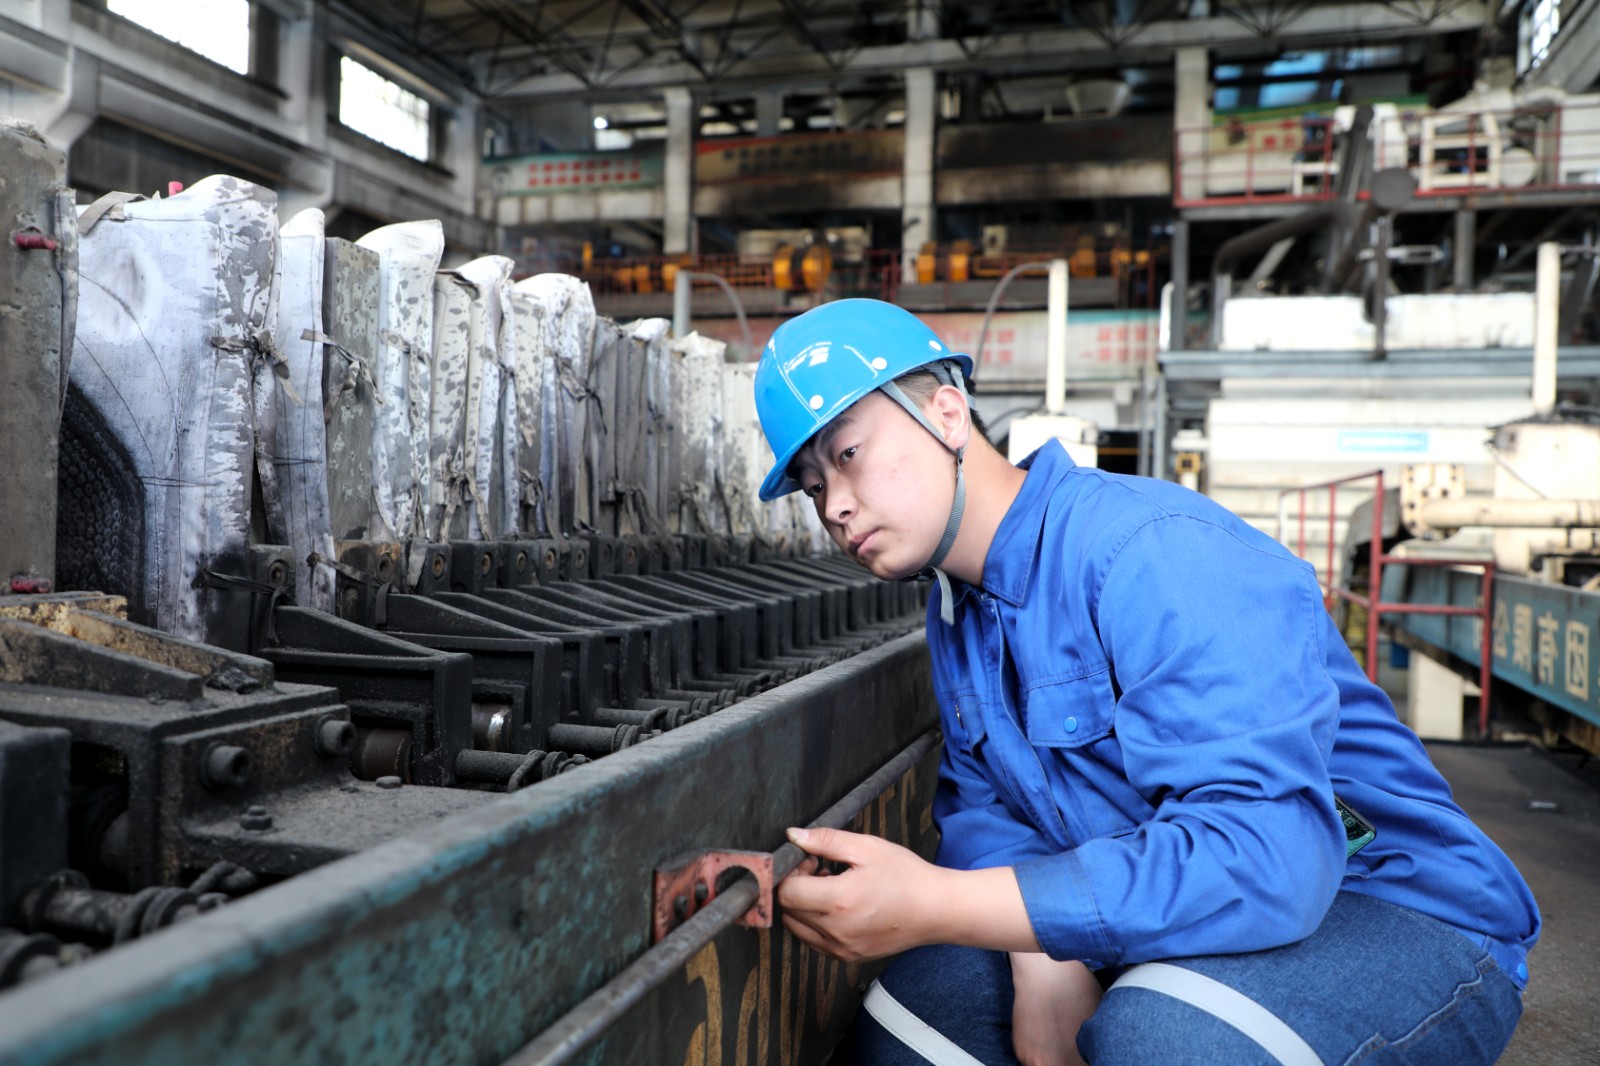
left=928, top=441, right=1540, bottom=986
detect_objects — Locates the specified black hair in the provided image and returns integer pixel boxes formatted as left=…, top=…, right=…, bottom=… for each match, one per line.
left=889, top=369, right=992, bottom=443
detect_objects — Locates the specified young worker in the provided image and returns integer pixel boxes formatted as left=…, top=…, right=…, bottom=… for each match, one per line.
left=753, top=299, right=1539, bottom=1065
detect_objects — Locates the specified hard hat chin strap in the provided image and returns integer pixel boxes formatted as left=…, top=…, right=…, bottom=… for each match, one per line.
left=878, top=361, right=968, bottom=625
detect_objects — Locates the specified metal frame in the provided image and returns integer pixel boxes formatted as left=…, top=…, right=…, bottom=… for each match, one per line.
left=1281, top=469, right=1496, bottom=735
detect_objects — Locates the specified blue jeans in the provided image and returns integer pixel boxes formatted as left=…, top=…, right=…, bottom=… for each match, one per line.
left=834, top=892, right=1524, bottom=1065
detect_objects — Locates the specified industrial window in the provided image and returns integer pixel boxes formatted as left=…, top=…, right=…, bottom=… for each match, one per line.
left=106, top=0, right=251, bottom=74
left=1519, top=0, right=1560, bottom=73
left=338, top=56, right=432, bottom=162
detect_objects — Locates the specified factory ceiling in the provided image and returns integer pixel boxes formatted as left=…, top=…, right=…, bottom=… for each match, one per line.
left=332, top=0, right=1491, bottom=102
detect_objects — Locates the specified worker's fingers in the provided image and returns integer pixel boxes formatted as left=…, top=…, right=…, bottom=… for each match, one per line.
left=776, top=862, right=851, bottom=914
left=785, top=825, right=866, bottom=865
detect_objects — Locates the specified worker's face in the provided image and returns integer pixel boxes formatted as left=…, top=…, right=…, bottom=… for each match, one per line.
left=790, top=390, right=962, bottom=581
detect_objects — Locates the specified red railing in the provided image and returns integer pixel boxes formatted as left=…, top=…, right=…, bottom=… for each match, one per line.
left=515, top=245, right=1164, bottom=308
left=1281, top=469, right=1495, bottom=736
left=1176, top=98, right=1600, bottom=209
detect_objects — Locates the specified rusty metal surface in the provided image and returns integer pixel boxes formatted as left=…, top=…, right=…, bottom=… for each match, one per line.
left=0, top=632, right=934, bottom=1066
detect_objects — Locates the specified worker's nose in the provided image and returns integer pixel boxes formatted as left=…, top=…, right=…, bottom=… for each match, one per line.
left=824, top=480, right=855, bottom=527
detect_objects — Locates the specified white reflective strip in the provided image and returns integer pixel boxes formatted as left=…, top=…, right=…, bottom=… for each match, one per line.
left=860, top=980, right=988, bottom=1066
left=1111, top=963, right=1325, bottom=1066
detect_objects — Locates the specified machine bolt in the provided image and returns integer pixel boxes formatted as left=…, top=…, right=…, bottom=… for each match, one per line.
left=201, top=745, right=254, bottom=791
left=431, top=553, right=447, bottom=578
left=375, top=775, right=403, bottom=789
left=314, top=715, right=356, bottom=759
left=515, top=551, right=528, bottom=574
left=479, top=552, right=493, bottom=575
left=239, top=805, right=273, bottom=831
left=693, top=881, right=709, bottom=906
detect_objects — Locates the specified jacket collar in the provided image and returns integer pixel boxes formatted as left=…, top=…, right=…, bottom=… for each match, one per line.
left=951, top=440, right=1075, bottom=610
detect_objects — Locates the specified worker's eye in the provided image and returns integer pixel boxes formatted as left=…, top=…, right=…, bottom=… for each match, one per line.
left=802, top=482, right=824, bottom=499
left=838, top=446, right=858, bottom=466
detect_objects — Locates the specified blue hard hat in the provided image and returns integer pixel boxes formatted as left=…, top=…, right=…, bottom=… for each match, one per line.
left=754, top=300, right=973, bottom=501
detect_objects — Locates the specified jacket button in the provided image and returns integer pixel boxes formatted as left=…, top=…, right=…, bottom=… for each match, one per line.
left=1064, top=716, right=1078, bottom=733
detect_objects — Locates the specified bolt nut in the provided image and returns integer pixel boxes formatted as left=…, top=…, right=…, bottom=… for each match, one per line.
left=515, top=551, right=528, bottom=574
left=202, top=745, right=254, bottom=791
left=431, top=553, right=446, bottom=578
left=479, top=552, right=493, bottom=575
left=315, top=716, right=355, bottom=759
left=375, top=775, right=403, bottom=790
left=239, top=805, right=273, bottom=831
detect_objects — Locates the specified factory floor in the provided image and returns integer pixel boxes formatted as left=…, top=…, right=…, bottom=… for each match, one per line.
left=1427, top=741, right=1600, bottom=1065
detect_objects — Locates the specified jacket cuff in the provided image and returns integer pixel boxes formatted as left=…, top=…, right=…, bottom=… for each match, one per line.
left=1013, top=850, right=1116, bottom=970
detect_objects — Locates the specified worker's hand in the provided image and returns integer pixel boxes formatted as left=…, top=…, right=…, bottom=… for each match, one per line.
left=777, top=826, right=946, bottom=962
left=1009, top=952, right=1100, bottom=1066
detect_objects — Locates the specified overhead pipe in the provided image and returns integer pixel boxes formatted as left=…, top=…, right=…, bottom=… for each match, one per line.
left=1209, top=200, right=1355, bottom=348
left=672, top=269, right=754, bottom=359
left=1414, top=496, right=1600, bottom=533
left=974, top=260, right=1054, bottom=375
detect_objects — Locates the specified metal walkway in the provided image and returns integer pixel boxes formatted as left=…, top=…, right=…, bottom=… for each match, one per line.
left=1427, top=742, right=1600, bottom=1065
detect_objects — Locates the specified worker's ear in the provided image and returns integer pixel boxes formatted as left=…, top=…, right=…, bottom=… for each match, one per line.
left=929, top=384, right=971, bottom=451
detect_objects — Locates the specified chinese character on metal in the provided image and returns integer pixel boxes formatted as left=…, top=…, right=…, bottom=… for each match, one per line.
left=1511, top=603, right=1533, bottom=672
left=1536, top=612, right=1560, bottom=687
left=1565, top=621, right=1590, bottom=702
left=1491, top=600, right=1509, bottom=660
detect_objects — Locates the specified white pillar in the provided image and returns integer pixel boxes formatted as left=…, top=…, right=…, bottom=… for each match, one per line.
left=1533, top=241, right=1560, bottom=415
left=1174, top=47, right=1209, bottom=204
left=755, top=91, right=783, bottom=136
left=663, top=86, right=695, bottom=255
left=902, top=67, right=935, bottom=286
left=1045, top=259, right=1070, bottom=414
left=1405, top=654, right=1468, bottom=741
left=905, top=0, right=938, bottom=41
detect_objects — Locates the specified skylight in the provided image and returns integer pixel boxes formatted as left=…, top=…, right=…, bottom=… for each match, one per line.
left=107, top=0, right=250, bottom=74
left=339, top=56, right=432, bottom=162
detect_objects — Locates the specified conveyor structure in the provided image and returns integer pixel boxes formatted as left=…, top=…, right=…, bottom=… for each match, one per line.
left=0, top=120, right=938, bottom=1064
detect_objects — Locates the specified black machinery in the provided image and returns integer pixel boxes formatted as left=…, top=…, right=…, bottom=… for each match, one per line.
left=0, top=120, right=938, bottom=1065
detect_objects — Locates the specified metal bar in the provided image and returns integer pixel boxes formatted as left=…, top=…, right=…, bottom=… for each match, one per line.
left=1326, top=483, right=1338, bottom=604
left=1478, top=564, right=1495, bottom=737
left=504, top=728, right=942, bottom=1066
left=1366, top=470, right=1384, bottom=681
left=1278, top=468, right=1385, bottom=494
left=1297, top=489, right=1307, bottom=563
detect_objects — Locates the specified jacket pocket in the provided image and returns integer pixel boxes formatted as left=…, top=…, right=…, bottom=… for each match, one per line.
left=946, top=690, right=986, bottom=755
left=1021, top=669, right=1116, bottom=748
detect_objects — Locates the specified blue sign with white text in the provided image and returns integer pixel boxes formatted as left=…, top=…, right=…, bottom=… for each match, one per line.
left=1336, top=430, right=1430, bottom=453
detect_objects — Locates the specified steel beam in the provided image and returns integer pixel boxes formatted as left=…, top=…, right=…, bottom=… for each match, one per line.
left=496, top=2, right=1489, bottom=98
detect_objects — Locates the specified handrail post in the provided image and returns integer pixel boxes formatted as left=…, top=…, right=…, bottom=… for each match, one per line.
left=1297, top=489, right=1307, bottom=562
left=1326, top=483, right=1338, bottom=604
left=1366, top=471, right=1385, bottom=683
left=1479, top=563, right=1495, bottom=737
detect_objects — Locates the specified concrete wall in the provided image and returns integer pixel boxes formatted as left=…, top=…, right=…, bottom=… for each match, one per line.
left=0, top=0, right=490, bottom=252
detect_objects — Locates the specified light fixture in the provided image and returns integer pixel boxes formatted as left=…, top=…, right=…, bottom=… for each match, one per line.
left=593, top=116, right=609, bottom=130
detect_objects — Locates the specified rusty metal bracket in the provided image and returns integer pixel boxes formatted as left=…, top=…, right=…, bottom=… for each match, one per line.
left=652, top=850, right=773, bottom=942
